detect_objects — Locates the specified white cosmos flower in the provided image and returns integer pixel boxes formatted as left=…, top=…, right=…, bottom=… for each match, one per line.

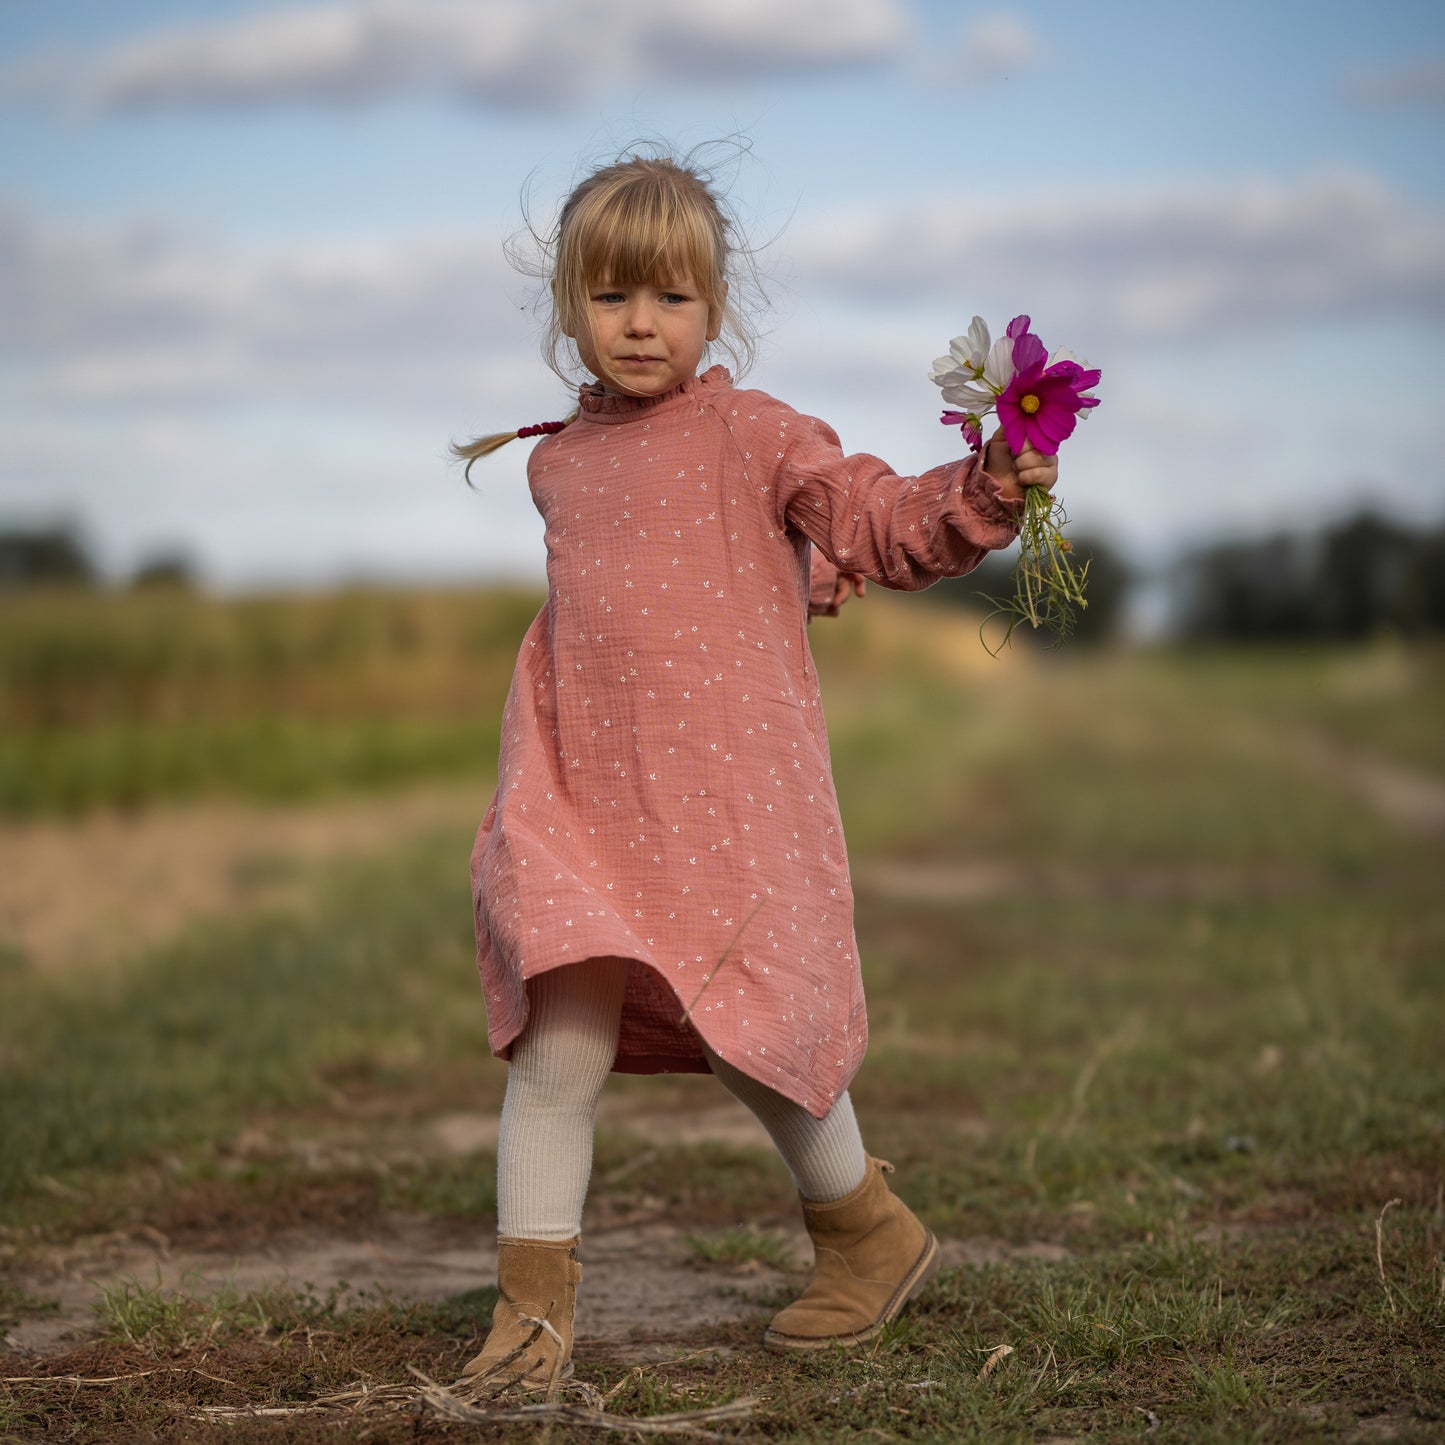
left=950, top=316, right=992, bottom=372
left=932, top=322, right=1018, bottom=412
left=937, top=377, right=998, bottom=412
left=929, top=316, right=993, bottom=388
left=928, top=353, right=971, bottom=387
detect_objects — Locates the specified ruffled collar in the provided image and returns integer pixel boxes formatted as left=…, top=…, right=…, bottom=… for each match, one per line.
left=577, top=364, right=732, bottom=422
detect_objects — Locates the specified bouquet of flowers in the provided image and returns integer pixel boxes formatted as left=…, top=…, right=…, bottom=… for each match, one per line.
left=929, top=315, right=1100, bottom=648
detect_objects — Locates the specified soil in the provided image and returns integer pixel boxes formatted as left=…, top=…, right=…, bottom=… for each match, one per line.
left=0, top=783, right=482, bottom=976
left=3, top=1210, right=1069, bottom=1364
left=3, top=1093, right=1067, bottom=1363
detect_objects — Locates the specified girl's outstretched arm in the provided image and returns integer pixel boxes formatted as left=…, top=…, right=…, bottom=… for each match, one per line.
left=744, top=399, right=1024, bottom=590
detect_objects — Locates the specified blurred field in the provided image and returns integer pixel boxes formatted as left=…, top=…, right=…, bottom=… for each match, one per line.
left=0, top=585, right=541, bottom=815
left=1, top=585, right=1442, bottom=1441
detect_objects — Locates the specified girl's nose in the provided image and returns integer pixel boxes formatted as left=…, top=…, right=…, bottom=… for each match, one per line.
left=623, top=300, right=656, bottom=336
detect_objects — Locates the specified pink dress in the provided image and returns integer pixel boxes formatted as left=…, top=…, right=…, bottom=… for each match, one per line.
left=471, top=367, right=1020, bottom=1117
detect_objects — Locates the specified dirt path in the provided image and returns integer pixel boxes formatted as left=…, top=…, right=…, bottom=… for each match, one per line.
left=0, top=783, right=485, bottom=976
left=4, top=1213, right=785, bottom=1360
left=4, top=1096, right=1068, bottom=1363
left=5, top=1214, right=1069, bottom=1364
left=1299, top=735, right=1445, bottom=835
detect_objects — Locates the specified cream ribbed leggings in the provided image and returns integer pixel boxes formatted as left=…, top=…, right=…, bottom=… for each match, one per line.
left=496, top=958, right=869, bottom=1240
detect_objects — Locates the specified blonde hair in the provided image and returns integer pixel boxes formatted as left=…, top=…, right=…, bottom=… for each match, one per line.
left=453, top=144, right=761, bottom=480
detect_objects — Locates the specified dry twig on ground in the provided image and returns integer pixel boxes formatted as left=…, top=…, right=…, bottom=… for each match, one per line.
left=182, top=1363, right=758, bottom=1439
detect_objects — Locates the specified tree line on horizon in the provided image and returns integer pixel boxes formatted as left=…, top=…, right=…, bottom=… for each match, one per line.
left=3, top=514, right=1443, bottom=643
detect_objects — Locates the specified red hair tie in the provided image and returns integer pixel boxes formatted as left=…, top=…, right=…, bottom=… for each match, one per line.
left=517, top=420, right=567, bottom=438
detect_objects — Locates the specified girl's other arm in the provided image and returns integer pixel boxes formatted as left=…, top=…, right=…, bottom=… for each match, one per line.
left=808, top=552, right=867, bottom=618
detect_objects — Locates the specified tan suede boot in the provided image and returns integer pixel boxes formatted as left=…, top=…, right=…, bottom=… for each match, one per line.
left=460, top=1236, right=582, bottom=1390
left=763, top=1157, right=939, bottom=1352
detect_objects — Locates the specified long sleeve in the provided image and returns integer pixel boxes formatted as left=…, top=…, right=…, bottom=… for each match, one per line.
left=737, top=395, right=1022, bottom=591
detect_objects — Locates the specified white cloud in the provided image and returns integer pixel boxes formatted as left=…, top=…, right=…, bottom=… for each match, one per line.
left=2, top=0, right=910, bottom=113
left=5, top=167, right=1441, bottom=422
left=0, top=207, right=545, bottom=412
left=789, top=171, right=1445, bottom=340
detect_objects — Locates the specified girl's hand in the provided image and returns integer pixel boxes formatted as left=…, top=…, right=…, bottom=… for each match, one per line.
left=808, top=552, right=867, bottom=618
left=984, top=427, right=1058, bottom=502
left=828, top=571, right=867, bottom=614
left=811, top=570, right=867, bottom=618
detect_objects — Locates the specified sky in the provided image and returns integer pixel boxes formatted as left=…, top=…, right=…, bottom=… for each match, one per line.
left=1, top=0, right=1443, bottom=596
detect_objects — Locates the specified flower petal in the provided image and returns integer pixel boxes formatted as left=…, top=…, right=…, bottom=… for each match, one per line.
left=982, top=336, right=1017, bottom=391
left=1011, top=330, right=1047, bottom=375
left=938, top=379, right=997, bottom=411
left=965, top=316, right=991, bottom=367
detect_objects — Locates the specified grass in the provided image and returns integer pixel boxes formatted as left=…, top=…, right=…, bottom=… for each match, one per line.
left=92, top=1273, right=501, bottom=1357
left=0, top=583, right=540, bottom=814
left=0, top=584, right=544, bottom=729
left=96, top=1273, right=266, bottom=1356
left=0, top=714, right=501, bottom=815
left=0, top=1286, right=58, bottom=1331
left=1, top=591, right=1442, bottom=1439
left=0, top=828, right=495, bottom=1211
left=680, top=1225, right=796, bottom=1272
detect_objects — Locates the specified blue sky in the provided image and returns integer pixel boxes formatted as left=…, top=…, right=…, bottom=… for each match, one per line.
left=2, top=0, right=1442, bottom=594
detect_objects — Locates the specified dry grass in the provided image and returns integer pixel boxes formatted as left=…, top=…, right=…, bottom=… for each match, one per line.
left=0, top=782, right=483, bottom=976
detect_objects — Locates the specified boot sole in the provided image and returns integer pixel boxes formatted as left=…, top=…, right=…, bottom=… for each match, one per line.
left=459, top=1358, right=575, bottom=1392
left=513, top=1360, right=576, bottom=1391
left=761, top=1228, right=941, bottom=1353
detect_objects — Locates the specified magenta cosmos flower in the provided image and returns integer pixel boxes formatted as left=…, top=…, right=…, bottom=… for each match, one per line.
left=940, top=409, right=984, bottom=452
left=996, top=334, right=1102, bottom=456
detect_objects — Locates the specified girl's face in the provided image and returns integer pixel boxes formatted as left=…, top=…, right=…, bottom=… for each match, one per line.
left=570, top=274, right=722, bottom=397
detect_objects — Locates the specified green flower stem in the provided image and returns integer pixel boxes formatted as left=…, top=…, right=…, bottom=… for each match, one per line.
left=983, top=484, right=1090, bottom=654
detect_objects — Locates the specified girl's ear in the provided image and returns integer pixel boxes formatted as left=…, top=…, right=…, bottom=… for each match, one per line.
left=706, top=280, right=728, bottom=343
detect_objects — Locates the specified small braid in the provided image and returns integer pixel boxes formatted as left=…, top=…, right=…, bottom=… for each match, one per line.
left=451, top=410, right=579, bottom=485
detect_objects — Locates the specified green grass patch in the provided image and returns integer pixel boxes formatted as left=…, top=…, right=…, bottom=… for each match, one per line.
left=96, top=1273, right=268, bottom=1356
left=680, top=1225, right=796, bottom=1271
left=0, top=715, right=500, bottom=816
left=381, top=1155, right=499, bottom=1221
left=0, top=1283, right=59, bottom=1330
left=0, top=826, right=488, bottom=1213
left=93, top=1274, right=500, bottom=1357
left=592, top=1134, right=797, bottom=1220
left=0, top=584, right=540, bottom=814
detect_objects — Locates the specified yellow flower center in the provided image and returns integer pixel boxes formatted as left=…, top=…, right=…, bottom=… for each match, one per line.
left=1020, top=393, right=1041, bottom=415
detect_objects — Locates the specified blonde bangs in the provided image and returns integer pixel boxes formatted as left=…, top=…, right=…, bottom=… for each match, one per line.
left=576, top=183, right=722, bottom=296
left=540, top=148, right=760, bottom=386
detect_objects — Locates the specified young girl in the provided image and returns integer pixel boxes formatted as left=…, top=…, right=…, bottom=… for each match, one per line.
left=454, top=148, right=1057, bottom=1389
